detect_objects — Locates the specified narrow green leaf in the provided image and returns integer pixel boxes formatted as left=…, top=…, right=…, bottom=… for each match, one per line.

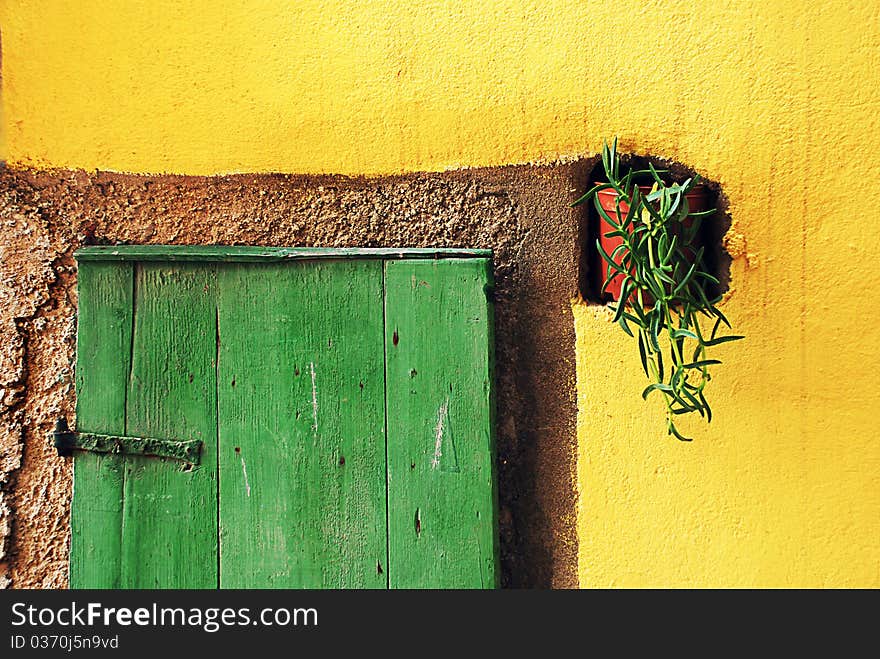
left=682, top=216, right=702, bottom=242
left=681, top=359, right=722, bottom=369
left=631, top=298, right=648, bottom=325
left=709, top=315, right=722, bottom=340
left=667, top=188, right=682, bottom=218
left=571, top=182, right=611, bottom=208
left=698, top=390, right=713, bottom=423
left=696, top=270, right=720, bottom=285
left=648, top=162, right=664, bottom=185
left=612, top=279, right=632, bottom=322
left=674, top=339, right=687, bottom=373
left=712, top=306, right=732, bottom=330
left=640, top=196, right=662, bottom=222
left=673, top=197, right=691, bottom=224
left=596, top=239, right=627, bottom=274
left=656, top=270, right=677, bottom=285
left=679, top=387, right=705, bottom=417
left=594, top=196, right=623, bottom=228
left=649, top=313, right=661, bottom=352
left=670, top=365, right=683, bottom=390
left=642, top=382, right=673, bottom=400
left=610, top=243, right=628, bottom=260
left=703, top=334, right=745, bottom=347
left=672, top=260, right=698, bottom=297
left=668, top=421, right=693, bottom=442
left=638, top=332, right=649, bottom=377
left=629, top=168, right=668, bottom=177
left=644, top=273, right=664, bottom=301
left=604, top=229, right=631, bottom=239
left=662, top=234, right=678, bottom=265
left=610, top=138, right=618, bottom=178
left=623, top=186, right=641, bottom=228
left=693, top=279, right=713, bottom=307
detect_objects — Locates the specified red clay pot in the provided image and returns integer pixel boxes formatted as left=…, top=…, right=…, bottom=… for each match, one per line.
left=594, top=184, right=712, bottom=303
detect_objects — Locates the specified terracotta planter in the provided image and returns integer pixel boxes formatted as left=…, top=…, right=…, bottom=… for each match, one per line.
left=594, top=184, right=712, bottom=302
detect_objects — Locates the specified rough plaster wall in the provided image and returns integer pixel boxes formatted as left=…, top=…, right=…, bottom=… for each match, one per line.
left=0, top=180, right=75, bottom=589
left=0, top=164, right=582, bottom=588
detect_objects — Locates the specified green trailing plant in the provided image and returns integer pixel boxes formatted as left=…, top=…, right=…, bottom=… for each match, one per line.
left=573, top=138, right=743, bottom=440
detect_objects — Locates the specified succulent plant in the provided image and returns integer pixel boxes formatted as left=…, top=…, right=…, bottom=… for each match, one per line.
left=573, top=138, right=743, bottom=440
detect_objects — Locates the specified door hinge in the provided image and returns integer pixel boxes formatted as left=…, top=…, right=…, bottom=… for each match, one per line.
left=51, top=418, right=202, bottom=464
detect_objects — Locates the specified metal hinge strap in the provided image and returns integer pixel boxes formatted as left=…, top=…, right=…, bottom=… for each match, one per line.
left=51, top=418, right=202, bottom=464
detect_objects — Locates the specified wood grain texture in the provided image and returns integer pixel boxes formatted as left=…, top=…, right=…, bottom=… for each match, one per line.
left=121, top=263, right=218, bottom=588
left=384, top=258, right=499, bottom=588
left=72, top=255, right=497, bottom=589
left=75, top=246, right=491, bottom=262
left=70, top=262, right=132, bottom=589
left=217, top=261, right=387, bottom=588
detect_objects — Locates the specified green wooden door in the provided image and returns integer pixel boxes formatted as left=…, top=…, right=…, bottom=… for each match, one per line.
left=70, top=247, right=498, bottom=589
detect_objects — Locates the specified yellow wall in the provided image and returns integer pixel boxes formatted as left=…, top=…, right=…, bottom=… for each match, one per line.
left=2, top=1, right=878, bottom=586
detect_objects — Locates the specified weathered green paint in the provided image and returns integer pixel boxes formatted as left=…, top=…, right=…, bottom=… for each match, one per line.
left=384, top=259, right=498, bottom=588
left=75, top=246, right=491, bottom=262
left=70, top=261, right=132, bottom=589
left=217, top=261, right=387, bottom=588
left=71, top=252, right=497, bottom=589
left=121, top=264, right=218, bottom=588
left=59, top=431, right=202, bottom=464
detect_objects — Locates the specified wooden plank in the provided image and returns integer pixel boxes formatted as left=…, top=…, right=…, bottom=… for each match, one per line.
left=217, top=260, right=387, bottom=588
left=121, top=263, right=218, bottom=588
left=384, top=258, right=499, bottom=588
left=75, top=246, right=492, bottom=262
left=70, top=262, right=132, bottom=589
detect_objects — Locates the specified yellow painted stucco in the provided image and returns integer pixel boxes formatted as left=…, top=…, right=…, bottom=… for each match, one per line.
left=2, top=1, right=878, bottom=587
